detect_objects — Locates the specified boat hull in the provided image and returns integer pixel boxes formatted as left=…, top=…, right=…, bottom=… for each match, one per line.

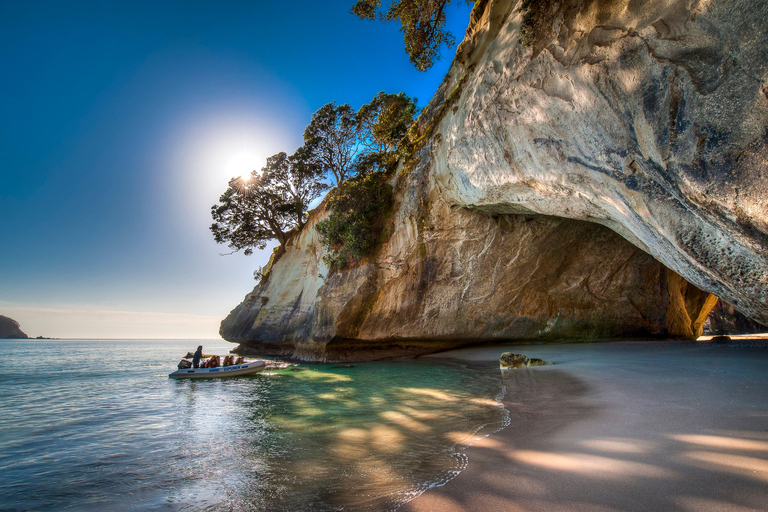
left=168, top=360, right=266, bottom=379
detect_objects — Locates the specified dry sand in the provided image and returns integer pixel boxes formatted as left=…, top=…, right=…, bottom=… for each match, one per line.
left=402, top=339, right=768, bottom=512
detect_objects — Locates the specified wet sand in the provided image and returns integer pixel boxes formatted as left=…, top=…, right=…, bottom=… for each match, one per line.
left=403, top=339, right=768, bottom=512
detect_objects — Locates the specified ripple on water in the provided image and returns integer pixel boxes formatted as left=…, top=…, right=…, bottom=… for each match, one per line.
left=0, top=339, right=507, bottom=511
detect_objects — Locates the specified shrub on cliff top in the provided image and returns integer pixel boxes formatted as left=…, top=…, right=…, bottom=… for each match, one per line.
left=316, top=171, right=393, bottom=271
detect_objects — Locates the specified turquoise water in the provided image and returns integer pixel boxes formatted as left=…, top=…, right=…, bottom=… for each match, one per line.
left=0, top=339, right=507, bottom=511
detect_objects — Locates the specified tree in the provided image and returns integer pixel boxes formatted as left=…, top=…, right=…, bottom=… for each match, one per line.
left=263, top=149, right=327, bottom=229
left=210, top=92, right=417, bottom=257
left=357, top=91, right=418, bottom=154
left=210, top=174, right=293, bottom=255
left=351, top=0, right=472, bottom=71
left=210, top=149, right=327, bottom=254
left=303, top=102, right=360, bottom=186
left=353, top=91, right=419, bottom=174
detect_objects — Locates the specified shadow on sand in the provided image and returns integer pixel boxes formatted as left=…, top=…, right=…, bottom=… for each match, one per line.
left=403, top=364, right=768, bottom=512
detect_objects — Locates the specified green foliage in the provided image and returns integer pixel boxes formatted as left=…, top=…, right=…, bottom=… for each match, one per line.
left=351, top=1, right=472, bottom=71
left=316, top=171, right=393, bottom=271
left=303, top=102, right=358, bottom=186
left=211, top=175, right=292, bottom=255
left=264, top=149, right=327, bottom=228
left=357, top=91, right=419, bottom=157
left=210, top=149, right=326, bottom=254
left=303, top=94, right=418, bottom=183
left=211, top=91, right=416, bottom=260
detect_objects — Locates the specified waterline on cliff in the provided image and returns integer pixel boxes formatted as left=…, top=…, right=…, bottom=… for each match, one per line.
left=0, top=339, right=508, bottom=511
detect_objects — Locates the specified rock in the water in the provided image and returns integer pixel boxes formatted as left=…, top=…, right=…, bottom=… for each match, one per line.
left=500, top=353, right=552, bottom=368
left=0, top=315, right=28, bottom=339
left=499, top=352, right=528, bottom=368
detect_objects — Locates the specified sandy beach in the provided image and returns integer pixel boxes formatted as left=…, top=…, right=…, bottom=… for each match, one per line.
left=403, top=339, right=768, bottom=512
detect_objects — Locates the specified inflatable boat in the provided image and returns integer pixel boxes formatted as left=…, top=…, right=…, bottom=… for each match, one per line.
left=168, top=359, right=266, bottom=379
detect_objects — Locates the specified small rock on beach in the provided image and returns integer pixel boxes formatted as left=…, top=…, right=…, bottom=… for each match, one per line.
left=499, top=352, right=552, bottom=368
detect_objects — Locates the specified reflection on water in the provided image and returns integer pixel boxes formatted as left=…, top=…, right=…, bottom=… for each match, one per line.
left=0, top=339, right=507, bottom=511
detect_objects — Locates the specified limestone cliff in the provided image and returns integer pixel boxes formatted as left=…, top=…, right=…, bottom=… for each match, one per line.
left=221, top=0, right=767, bottom=360
left=434, top=0, right=768, bottom=323
left=0, top=315, right=28, bottom=339
left=703, top=300, right=768, bottom=335
left=223, top=157, right=715, bottom=361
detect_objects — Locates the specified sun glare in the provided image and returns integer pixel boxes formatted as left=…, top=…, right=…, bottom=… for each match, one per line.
left=167, top=114, right=295, bottom=232
left=224, top=151, right=261, bottom=183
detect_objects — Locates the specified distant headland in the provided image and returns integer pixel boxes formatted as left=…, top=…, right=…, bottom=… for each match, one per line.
left=0, top=315, right=29, bottom=339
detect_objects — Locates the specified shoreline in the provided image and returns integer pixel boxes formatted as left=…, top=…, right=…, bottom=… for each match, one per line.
left=403, top=339, right=768, bottom=512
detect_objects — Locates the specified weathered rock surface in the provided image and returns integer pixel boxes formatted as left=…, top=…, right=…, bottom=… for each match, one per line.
left=223, top=151, right=716, bottom=361
left=703, top=300, right=768, bottom=335
left=0, top=315, right=28, bottom=339
left=221, top=0, right=768, bottom=360
left=500, top=352, right=527, bottom=368
left=434, top=0, right=768, bottom=323
left=499, top=352, right=552, bottom=368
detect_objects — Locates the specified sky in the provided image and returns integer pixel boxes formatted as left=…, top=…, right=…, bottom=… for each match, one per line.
left=0, top=0, right=474, bottom=338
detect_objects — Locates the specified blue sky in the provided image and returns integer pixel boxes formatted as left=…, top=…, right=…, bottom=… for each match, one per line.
left=0, top=0, right=473, bottom=338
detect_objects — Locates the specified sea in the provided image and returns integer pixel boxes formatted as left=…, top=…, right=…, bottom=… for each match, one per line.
left=0, top=338, right=508, bottom=512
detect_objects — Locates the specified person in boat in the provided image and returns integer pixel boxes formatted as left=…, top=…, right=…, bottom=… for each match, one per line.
left=192, top=345, right=203, bottom=369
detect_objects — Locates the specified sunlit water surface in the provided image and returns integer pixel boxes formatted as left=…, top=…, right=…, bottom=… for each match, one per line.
left=0, top=339, right=507, bottom=511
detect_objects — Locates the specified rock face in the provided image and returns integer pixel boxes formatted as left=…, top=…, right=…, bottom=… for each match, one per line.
left=703, top=300, right=768, bottom=335
left=499, top=352, right=551, bottom=368
left=221, top=0, right=768, bottom=360
left=434, top=0, right=768, bottom=323
left=222, top=152, right=716, bottom=361
left=0, top=315, right=28, bottom=339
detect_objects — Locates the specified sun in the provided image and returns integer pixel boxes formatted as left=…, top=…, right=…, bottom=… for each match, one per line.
left=223, top=150, right=261, bottom=183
